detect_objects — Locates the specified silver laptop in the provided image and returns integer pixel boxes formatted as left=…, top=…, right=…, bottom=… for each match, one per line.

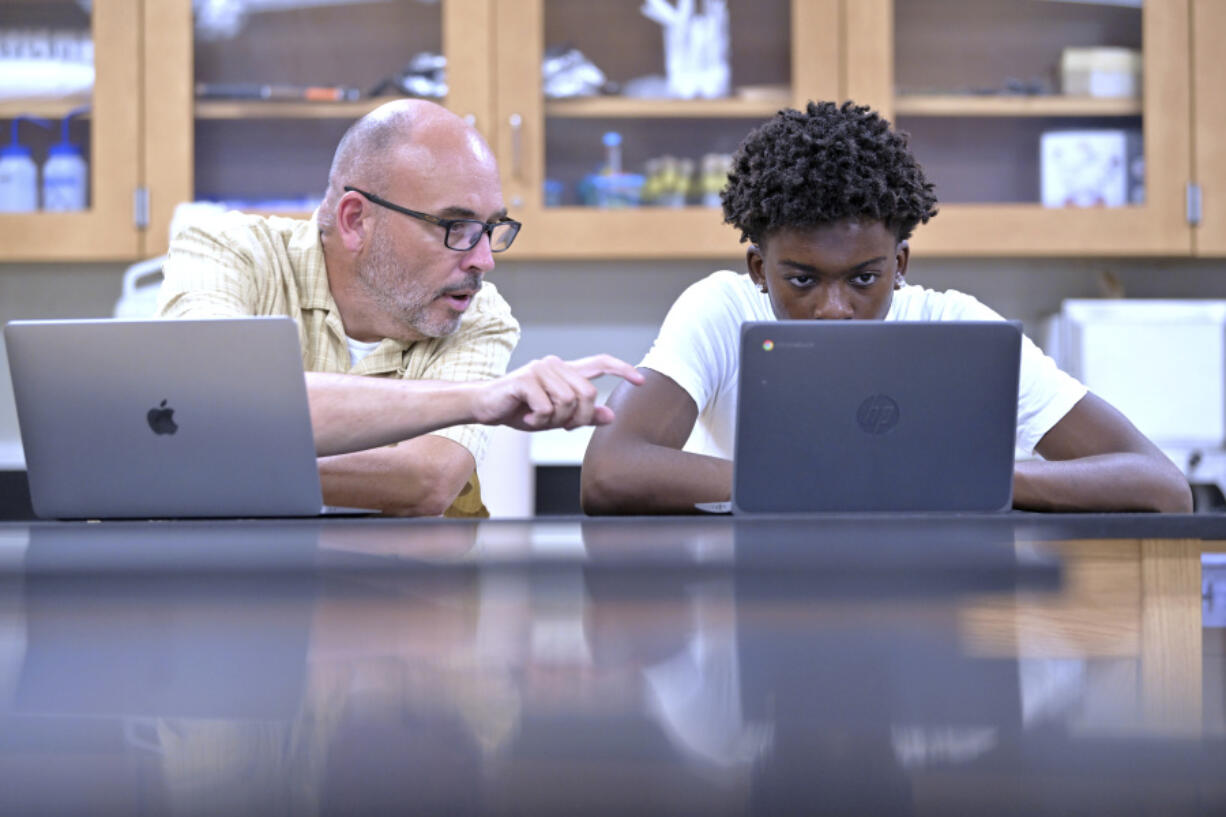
left=733, top=321, right=1022, bottom=514
left=5, top=317, right=336, bottom=519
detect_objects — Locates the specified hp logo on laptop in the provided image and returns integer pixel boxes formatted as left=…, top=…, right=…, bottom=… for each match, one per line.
left=856, top=394, right=900, bottom=434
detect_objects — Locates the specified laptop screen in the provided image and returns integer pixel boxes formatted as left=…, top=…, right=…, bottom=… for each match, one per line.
left=733, top=321, right=1022, bottom=513
left=5, top=317, right=325, bottom=519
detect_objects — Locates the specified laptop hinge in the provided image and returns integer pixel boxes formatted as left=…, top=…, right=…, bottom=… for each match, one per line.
left=133, top=186, right=150, bottom=230
left=1187, top=182, right=1202, bottom=227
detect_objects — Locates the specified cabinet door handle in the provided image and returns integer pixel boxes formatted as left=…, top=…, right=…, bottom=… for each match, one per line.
left=509, top=113, right=523, bottom=181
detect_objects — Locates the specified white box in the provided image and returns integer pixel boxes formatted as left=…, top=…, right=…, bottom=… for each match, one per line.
left=1061, top=46, right=1142, bottom=99
left=1045, top=299, right=1226, bottom=447
left=1040, top=129, right=1143, bottom=208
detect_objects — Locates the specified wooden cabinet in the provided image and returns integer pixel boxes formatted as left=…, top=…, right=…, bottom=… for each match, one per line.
left=1, top=0, right=1221, bottom=262
left=845, top=0, right=1193, bottom=257
left=0, top=0, right=143, bottom=261
left=491, top=0, right=1215, bottom=259
left=142, top=0, right=496, bottom=258
left=492, top=0, right=839, bottom=259
left=1193, top=0, right=1226, bottom=256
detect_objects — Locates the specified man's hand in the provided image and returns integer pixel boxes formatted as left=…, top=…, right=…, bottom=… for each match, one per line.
left=472, top=354, right=645, bottom=431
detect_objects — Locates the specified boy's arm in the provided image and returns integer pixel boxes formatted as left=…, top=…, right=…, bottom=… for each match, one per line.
left=581, top=369, right=733, bottom=515
left=1014, top=392, right=1193, bottom=513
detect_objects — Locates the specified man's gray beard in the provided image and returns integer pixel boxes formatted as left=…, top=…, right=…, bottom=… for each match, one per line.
left=360, top=235, right=464, bottom=340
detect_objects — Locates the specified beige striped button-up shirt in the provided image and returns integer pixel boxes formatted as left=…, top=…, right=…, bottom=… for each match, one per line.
left=157, top=211, right=520, bottom=517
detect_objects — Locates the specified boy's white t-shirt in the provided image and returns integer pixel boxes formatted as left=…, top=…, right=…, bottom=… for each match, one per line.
left=638, top=269, right=1087, bottom=460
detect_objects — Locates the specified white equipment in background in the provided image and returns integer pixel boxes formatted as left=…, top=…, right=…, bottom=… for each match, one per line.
left=113, top=256, right=166, bottom=319
left=1043, top=299, right=1226, bottom=501
left=113, top=201, right=229, bottom=319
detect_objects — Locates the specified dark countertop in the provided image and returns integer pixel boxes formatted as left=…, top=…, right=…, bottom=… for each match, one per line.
left=0, top=517, right=1223, bottom=815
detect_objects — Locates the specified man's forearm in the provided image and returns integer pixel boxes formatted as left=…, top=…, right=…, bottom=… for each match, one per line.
left=307, top=372, right=479, bottom=456
left=1013, top=454, right=1193, bottom=513
left=582, top=443, right=733, bottom=514
left=308, top=355, right=644, bottom=457
left=318, top=436, right=475, bottom=516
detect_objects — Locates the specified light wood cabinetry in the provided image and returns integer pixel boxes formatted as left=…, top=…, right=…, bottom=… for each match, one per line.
left=492, top=0, right=1213, bottom=259
left=142, top=0, right=495, bottom=258
left=1193, top=0, right=1226, bottom=256
left=1, top=0, right=1221, bottom=262
left=493, top=0, right=839, bottom=259
left=846, top=0, right=1193, bottom=257
left=0, top=0, right=143, bottom=261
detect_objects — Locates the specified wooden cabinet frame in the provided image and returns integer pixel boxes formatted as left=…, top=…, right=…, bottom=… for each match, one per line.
left=1192, top=0, right=1226, bottom=256
left=0, top=0, right=143, bottom=261
left=846, top=0, right=1194, bottom=257
left=494, top=0, right=841, bottom=260
left=1, top=0, right=1220, bottom=262
left=141, top=0, right=496, bottom=258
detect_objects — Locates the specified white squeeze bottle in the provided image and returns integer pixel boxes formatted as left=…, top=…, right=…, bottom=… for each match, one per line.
left=0, top=116, right=45, bottom=213
left=42, top=107, right=89, bottom=211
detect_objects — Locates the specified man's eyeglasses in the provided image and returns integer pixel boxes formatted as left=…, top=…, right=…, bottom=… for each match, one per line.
left=344, top=186, right=521, bottom=252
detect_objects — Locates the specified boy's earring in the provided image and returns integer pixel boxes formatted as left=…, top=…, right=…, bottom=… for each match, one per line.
left=759, top=285, right=768, bottom=294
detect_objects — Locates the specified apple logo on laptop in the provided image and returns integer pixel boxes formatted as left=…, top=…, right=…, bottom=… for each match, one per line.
left=856, top=394, right=899, bottom=435
left=147, top=399, right=178, bottom=435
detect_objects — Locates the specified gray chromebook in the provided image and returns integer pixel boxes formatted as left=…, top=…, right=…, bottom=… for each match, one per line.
left=733, top=320, right=1023, bottom=514
left=5, top=317, right=335, bottom=519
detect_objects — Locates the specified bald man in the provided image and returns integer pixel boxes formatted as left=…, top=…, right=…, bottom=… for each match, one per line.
left=158, top=100, right=641, bottom=517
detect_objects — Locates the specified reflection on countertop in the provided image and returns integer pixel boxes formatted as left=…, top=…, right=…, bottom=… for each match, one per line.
left=0, top=518, right=1223, bottom=815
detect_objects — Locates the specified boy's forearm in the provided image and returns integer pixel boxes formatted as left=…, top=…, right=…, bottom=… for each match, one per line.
left=1013, top=454, right=1193, bottom=513
left=582, top=443, right=733, bottom=514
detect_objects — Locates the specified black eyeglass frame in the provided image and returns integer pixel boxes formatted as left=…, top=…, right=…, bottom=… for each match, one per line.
left=343, top=185, right=521, bottom=252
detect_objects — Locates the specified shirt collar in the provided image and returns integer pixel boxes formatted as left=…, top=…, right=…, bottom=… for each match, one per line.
left=291, top=210, right=336, bottom=313
left=293, top=210, right=422, bottom=373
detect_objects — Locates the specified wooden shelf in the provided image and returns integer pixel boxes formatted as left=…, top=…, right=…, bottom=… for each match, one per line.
left=194, top=95, right=428, bottom=120
left=0, top=96, right=92, bottom=119
left=894, top=94, right=1143, bottom=117
left=544, top=96, right=788, bottom=119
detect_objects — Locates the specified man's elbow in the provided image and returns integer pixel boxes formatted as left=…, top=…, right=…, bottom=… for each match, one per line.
left=384, top=468, right=468, bottom=517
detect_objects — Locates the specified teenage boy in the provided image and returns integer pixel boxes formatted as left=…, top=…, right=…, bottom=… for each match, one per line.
left=581, top=101, right=1191, bottom=515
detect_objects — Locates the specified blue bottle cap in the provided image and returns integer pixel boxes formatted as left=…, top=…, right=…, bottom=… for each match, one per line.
left=1, top=143, right=32, bottom=159
left=47, top=142, right=82, bottom=158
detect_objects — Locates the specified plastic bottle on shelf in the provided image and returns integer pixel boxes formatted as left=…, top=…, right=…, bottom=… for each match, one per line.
left=42, top=106, right=89, bottom=211
left=700, top=153, right=731, bottom=208
left=602, top=130, right=623, bottom=176
left=0, top=116, right=48, bottom=213
left=595, top=131, right=644, bottom=208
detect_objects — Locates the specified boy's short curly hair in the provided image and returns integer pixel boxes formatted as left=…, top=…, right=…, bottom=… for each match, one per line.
left=721, top=100, right=938, bottom=245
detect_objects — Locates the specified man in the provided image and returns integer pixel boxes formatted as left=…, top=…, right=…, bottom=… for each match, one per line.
left=581, top=101, right=1192, bottom=514
left=159, top=99, right=641, bottom=517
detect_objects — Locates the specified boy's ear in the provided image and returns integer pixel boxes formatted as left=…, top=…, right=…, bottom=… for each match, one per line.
left=747, top=244, right=766, bottom=291
left=894, top=240, right=910, bottom=288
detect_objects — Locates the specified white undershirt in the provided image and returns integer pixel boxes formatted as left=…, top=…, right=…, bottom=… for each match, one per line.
left=345, top=335, right=382, bottom=368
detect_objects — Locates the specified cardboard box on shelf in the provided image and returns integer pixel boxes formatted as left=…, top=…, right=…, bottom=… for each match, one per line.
left=1060, top=47, right=1141, bottom=98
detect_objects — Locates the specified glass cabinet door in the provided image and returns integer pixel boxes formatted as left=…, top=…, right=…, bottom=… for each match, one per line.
left=144, top=0, right=494, bottom=257
left=845, top=0, right=1192, bottom=256
left=0, top=0, right=142, bottom=261
left=494, top=0, right=840, bottom=260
